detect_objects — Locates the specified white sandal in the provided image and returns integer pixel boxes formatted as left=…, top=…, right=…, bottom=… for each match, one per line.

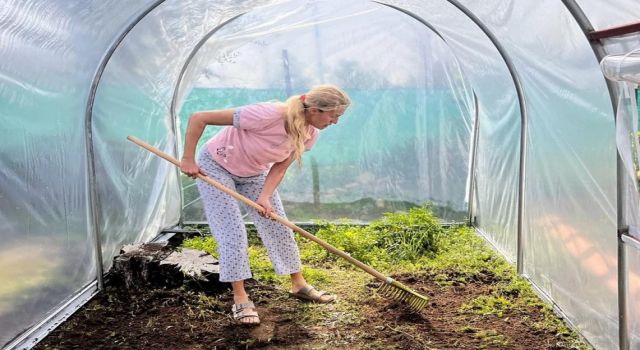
left=289, top=285, right=337, bottom=303
left=231, top=301, right=260, bottom=325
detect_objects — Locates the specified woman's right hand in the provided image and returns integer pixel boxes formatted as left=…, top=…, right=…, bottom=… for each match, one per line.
left=180, top=157, right=203, bottom=179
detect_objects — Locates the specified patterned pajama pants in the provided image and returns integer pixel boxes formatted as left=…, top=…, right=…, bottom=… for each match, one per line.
left=196, top=149, right=302, bottom=282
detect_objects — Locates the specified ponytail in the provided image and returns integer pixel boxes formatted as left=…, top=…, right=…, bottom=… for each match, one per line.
left=284, top=95, right=310, bottom=166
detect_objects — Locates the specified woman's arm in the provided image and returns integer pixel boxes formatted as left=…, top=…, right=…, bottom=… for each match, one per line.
left=181, top=109, right=234, bottom=178
left=256, top=152, right=297, bottom=218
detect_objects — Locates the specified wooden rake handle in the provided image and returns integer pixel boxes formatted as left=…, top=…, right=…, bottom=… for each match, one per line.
left=127, top=135, right=388, bottom=282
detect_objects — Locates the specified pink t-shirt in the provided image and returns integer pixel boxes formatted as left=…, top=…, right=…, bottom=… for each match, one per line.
left=206, top=102, right=319, bottom=177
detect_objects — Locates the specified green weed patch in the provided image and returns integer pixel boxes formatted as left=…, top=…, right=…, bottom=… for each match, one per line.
left=180, top=206, right=589, bottom=349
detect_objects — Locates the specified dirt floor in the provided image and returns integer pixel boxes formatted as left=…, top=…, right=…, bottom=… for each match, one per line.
left=35, top=272, right=582, bottom=350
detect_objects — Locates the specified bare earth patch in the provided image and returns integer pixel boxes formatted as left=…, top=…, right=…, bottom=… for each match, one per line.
left=35, top=273, right=581, bottom=350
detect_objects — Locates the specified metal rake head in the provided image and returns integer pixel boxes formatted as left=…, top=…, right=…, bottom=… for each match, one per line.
left=378, top=278, right=429, bottom=311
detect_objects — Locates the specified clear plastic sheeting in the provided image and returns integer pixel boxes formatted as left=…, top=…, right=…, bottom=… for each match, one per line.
left=602, top=33, right=640, bottom=57
left=575, top=0, right=640, bottom=30
left=457, top=1, right=618, bottom=348
left=92, top=0, right=266, bottom=271
left=602, top=50, right=640, bottom=84
left=0, top=0, right=156, bottom=347
left=381, top=0, right=522, bottom=262
left=176, top=0, right=474, bottom=223
left=575, top=0, right=640, bottom=56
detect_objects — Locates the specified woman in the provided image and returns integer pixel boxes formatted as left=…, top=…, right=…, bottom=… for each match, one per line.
left=180, top=84, right=351, bottom=325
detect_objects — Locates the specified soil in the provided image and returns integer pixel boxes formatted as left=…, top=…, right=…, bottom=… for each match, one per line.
left=35, top=272, right=581, bottom=350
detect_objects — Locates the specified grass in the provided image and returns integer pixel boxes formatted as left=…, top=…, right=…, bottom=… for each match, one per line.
left=181, top=206, right=590, bottom=349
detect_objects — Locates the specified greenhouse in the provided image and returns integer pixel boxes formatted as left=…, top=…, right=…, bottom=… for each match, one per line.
left=1, top=0, right=640, bottom=349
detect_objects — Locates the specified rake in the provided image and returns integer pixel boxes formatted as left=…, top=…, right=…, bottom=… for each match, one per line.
left=127, top=135, right=429, bottom=311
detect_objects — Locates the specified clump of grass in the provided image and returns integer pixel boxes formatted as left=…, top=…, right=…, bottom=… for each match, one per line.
left=495, top=278, right=590, bottom=349
left=474, top=329, right=511, bottom=348
left=420, top=226, right=514, bottom=283
left=182, top=235, right=218, bottom=257
left=456, top=325, right=513, bottom=348
left=370, top=206, right=443, bottom=261
left=433, top=229, right=590, bottom=349
left=299, top=206, right=443, bottom=271
left=457, top=325, right=480, bottom=333
left=300, top=224, right=392, bottom=269
left=460, top=295, right=513, bottom=317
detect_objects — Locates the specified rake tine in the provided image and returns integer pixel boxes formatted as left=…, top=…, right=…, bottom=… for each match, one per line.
left=377, top=277, right=429, bottom=312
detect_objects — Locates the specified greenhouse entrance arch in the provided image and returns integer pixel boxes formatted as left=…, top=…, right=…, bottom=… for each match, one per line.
left=1, top=0, right=639, bottom=349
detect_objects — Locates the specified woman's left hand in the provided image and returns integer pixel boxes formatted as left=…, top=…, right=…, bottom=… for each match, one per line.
left=256, top=195, right=274, bottom=218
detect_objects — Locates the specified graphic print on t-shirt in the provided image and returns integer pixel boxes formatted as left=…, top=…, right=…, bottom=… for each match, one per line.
left=216, top=145, right=234, bottom=163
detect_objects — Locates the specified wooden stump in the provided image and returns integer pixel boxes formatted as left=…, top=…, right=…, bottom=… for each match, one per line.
left=111, top=242, right=226, bottom=292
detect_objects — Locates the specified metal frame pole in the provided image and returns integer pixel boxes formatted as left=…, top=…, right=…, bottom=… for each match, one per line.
left=169, top=13, right=246, bottom=225
left=374, top=2, right=482, bottom=228
left=560, top=1, right=627, bottom=348
left=7, top=2, right=170, bottom=348
left=84, top=0, right=167, bottom=291
left=619, top=227, right=630, bottom=350
left=378, top=1, right=528, bottom=253
left=443, top=0, right=529, bottom=275
left=468, top=92, right=480, bottom=225
left=374, top=2, right=446, bottom=40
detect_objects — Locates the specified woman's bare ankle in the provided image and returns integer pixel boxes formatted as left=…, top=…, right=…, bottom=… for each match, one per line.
left=231, top=280, right=251, bottom=304
left=233, top=293, right=250, bottom=304
left=290, top=272, right=307, bottom=292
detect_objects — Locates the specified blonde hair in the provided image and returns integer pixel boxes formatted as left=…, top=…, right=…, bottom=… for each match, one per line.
left=284, top=84, right=351, bottom=165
